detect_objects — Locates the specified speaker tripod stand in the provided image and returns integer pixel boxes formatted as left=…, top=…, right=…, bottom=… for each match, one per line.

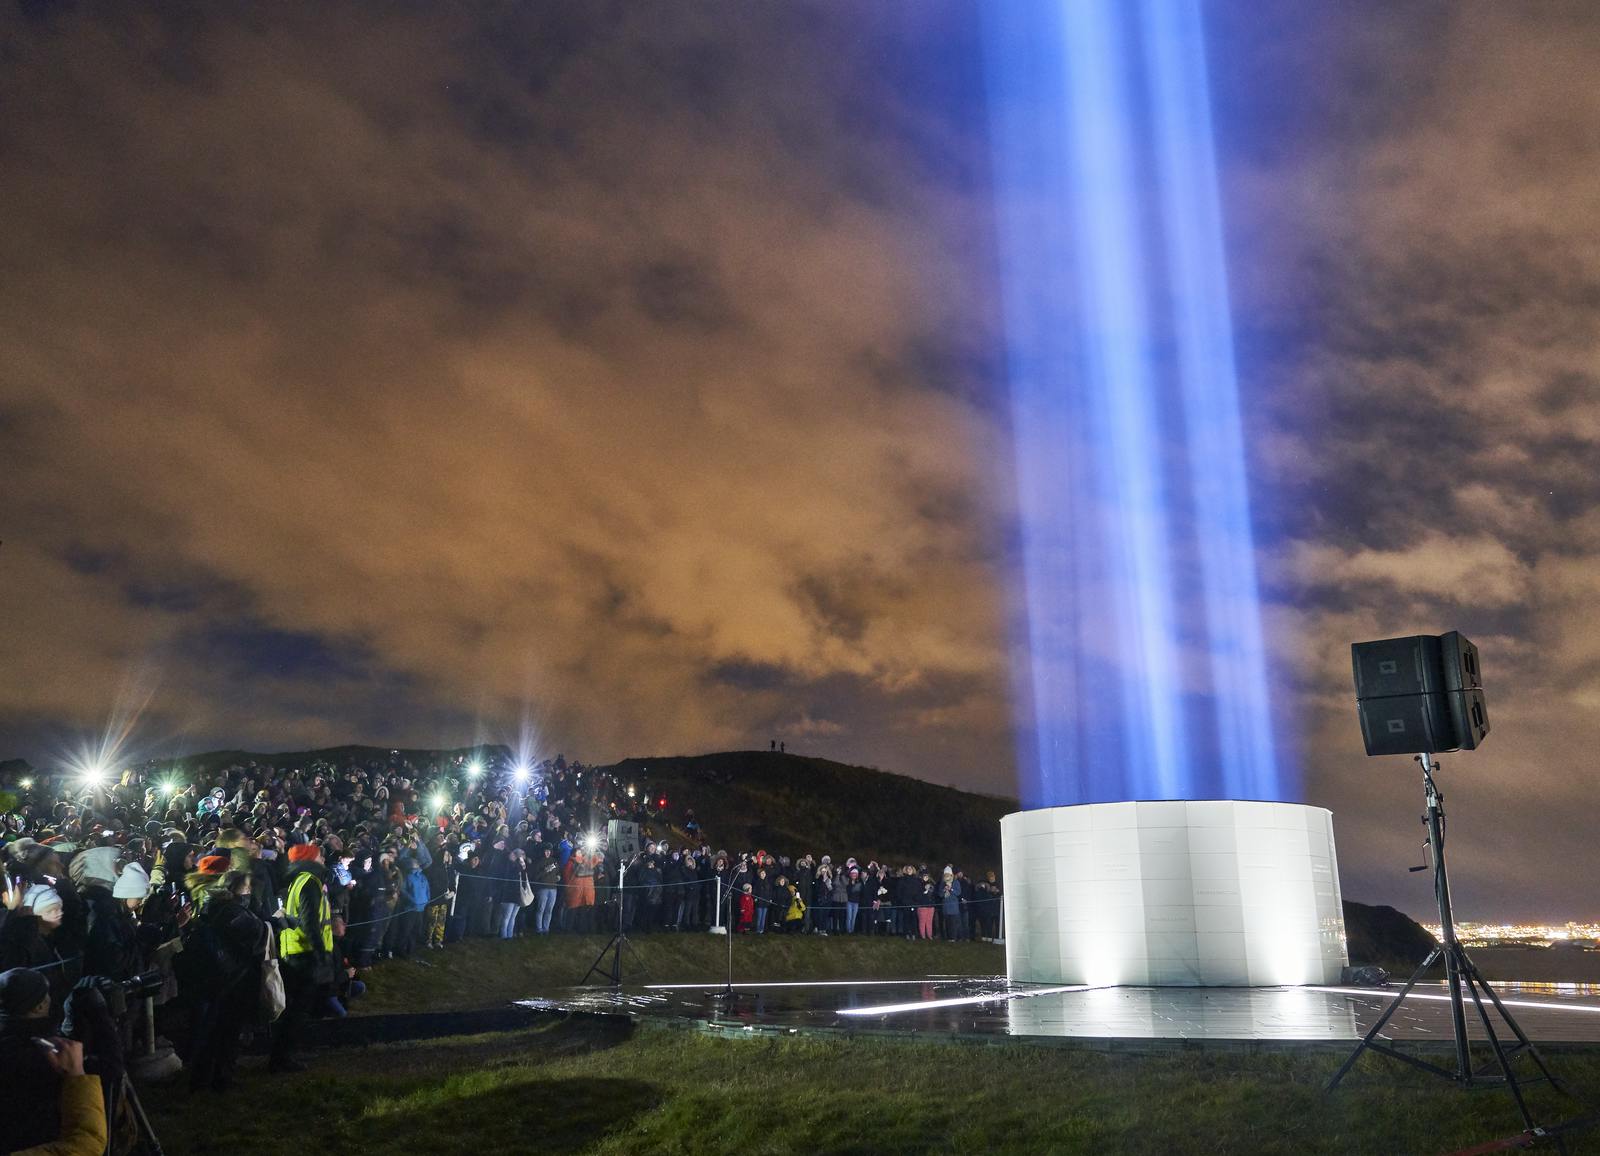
left=582, top=858, right=646, bottom=986
left=1328, top=755, right=1566, bottom=1135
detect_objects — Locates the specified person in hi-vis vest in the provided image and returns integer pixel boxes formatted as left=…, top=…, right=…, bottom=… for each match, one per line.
left=270, top=842, right=335, bottom=1073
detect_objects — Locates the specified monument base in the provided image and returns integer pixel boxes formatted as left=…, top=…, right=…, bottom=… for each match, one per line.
left=1001, top=801, right=1347, bottom=987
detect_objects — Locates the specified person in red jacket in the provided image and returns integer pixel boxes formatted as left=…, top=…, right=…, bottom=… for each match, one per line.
left=736, top=883, right=755, bottom=933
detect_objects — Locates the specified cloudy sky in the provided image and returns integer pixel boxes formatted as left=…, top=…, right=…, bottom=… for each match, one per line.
left=3, top=3, right=1597, bottom=919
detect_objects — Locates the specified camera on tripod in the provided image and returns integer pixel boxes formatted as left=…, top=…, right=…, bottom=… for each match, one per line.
left=79, top=970, right=164, bottom=1020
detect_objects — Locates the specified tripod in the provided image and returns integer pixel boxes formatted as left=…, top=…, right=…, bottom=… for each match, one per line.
left=1328, top=755, right=1565, bottom=1133
left=582, top=858, right=645, bottom=986
left=106, top=1066, right=165, bottom=1156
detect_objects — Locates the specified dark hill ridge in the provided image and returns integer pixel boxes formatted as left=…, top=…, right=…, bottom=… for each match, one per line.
left=605, top=750, right=1015, bottom=870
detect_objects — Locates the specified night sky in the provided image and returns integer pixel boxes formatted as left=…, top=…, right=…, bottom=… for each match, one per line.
left=3, top=3, right=1598, bottom=921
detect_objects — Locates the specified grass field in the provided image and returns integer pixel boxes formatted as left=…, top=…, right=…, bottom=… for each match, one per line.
left=129, top=933, right=1600, bottom=1154
left=137, top=1013, right=1600, bottom=1155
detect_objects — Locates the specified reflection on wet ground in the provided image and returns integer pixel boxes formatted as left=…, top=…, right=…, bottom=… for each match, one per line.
left=521, top=977, right=1600, bottom=1044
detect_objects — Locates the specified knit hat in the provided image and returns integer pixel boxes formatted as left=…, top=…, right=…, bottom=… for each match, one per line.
left=287, top=843, right=321, bottom=864
left=196, top=855, right=231, bottom=874
left=0, top=967, right=50, bottom=1017
left=23, top=884, right=63, bottom=921
left=113, top=862, right=151, bottom=900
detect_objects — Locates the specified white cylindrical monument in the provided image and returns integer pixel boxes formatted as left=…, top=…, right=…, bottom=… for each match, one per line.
left=1001, top=800, right=1347, bottom=987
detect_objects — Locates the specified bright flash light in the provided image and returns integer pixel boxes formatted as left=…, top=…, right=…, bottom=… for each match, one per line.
left=467, top=762, right=483, bottom=777
left=582, top=832, right=599, bottom=853
left=432, top=793, right=448, bottom=812
left=513, top=764, right=530, bottom=783
left=19, top=778, right=33, bottom=790
left=160, top=780, right=177, bottom=796
left=627, top=784, right=636, bottom=799
left=80, top=766, right=108, bottom=789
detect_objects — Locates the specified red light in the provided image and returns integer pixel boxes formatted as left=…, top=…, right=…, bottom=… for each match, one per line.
left=658, top=796, right=668, bottom=809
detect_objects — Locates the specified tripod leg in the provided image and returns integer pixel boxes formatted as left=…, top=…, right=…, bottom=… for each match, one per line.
left=581, top=933, right=623, bottom=984
left=1463, top=955, right=1571, bottom=1098
left=119, top=1074, right=167, bottom=1156
left=1455, top=948, right=1538, bottom=1130
left=1327, top=947, right=1441, bottom=1090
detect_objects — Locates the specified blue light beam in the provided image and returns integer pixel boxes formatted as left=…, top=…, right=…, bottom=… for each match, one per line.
left=984, top=0, right=1290, bottom=806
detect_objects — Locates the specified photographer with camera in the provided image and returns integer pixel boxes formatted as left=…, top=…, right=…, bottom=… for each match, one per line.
left=0, top=968, right=107, bottom=1156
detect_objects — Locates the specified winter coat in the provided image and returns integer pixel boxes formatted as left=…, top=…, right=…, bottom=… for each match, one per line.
left=82, top=885, right=142, bottom=982
left=399, top=866, right=430, bottom=913
left=941, top=879, right=962, bottom=915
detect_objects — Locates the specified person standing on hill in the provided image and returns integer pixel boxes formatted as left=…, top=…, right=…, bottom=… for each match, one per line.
left=752, top=866, right=773, bottom=934
left=272, top=842, right=334, bottom=1074
left=916, top=874, right=937, bottom=940
left=941, top=866, right=964, bottom=941
left=532, top=845, right=561, bottom=934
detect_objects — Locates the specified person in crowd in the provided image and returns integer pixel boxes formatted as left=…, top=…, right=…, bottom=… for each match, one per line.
left=0, top=967, right=107, bottom=1155
left=917, top=874, right=937, bottom=940
left=941, top=866, right=964, bottom=941
left=493, top=846, right=524, bottom=940
left=736, top=882, right=755, bottom=933
left=180, top=869, right=266, bottom=1093
left=753, top=866, right=774, bottom=934
left=0, top=876, right=77, bottom=1015
left=830, top=868, right=848, bottom=935
left=782, top=877, right=806, bottom=933
left=531, top=844, right=561, bottom=934
left=566, top=851, right=595, bottom=933
left=270, top=842, right=333, bottom=1074
left=394, top=852, right=430, bottom=957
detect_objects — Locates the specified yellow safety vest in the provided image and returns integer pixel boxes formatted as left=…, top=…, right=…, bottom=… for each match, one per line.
left=279, top=871, right=333, bottom=958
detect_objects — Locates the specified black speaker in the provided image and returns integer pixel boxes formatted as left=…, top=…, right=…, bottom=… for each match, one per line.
left=1439, top=631, right=1481, bottom=691
left=1351, top=631, right=1489, bottom=756
left=1356, top=690, right=1488, bottom=756
left=1351, top=635, right=1447, bottom=698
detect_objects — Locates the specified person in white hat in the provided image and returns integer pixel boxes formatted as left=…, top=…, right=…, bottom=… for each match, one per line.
left=113, top=862, right=151, bottom=910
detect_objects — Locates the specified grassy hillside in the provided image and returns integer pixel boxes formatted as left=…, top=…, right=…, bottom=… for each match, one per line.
left=355, top=934, right=1004, bottom=1015
left=137, top=1016, right=1600, bottom=1156
left=612, top=751, right=1014, bottom=870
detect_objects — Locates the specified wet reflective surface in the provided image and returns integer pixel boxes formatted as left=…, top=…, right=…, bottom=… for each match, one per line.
left=524, top=977, right=1600, bottom=1043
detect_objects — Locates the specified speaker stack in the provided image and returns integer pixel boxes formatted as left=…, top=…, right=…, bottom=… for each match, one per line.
left=1351, top=631, right=1490, bottom=756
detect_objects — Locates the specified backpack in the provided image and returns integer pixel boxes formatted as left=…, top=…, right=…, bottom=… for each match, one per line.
left=174, top=917, right=244, bottom=995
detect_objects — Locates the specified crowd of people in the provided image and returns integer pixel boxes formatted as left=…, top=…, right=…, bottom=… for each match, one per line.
left=0, top=750, right=1001, bottom=1153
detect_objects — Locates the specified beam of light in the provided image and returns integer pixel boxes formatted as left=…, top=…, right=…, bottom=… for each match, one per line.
left=983, top=0, right=1286, bottom=806
left=1309, top=987, right=1600, bottom=1016
left=837, top=985, right=1091, bottom=1018
left=467, top=762, right=483, bottom=778
left=1141, top=0, right=1280, bottom=800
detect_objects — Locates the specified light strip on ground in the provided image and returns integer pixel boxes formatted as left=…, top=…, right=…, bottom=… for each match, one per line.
left=1310, top=986, right=1600, bottom=1015
left=644, top=979, right=971, bottom=990
left=837, top=985, right=1091, bottom=1017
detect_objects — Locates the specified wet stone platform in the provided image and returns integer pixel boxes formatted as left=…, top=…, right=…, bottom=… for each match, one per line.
left=523, top=977, right=1600, bottom=1048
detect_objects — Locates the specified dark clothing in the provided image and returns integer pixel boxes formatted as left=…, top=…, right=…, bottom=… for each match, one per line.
left=0, top=1012, right=62, bottom=1153
left=82, top=886, right=142, bottom=983
left=183, top=897, right=264, bottom=1092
